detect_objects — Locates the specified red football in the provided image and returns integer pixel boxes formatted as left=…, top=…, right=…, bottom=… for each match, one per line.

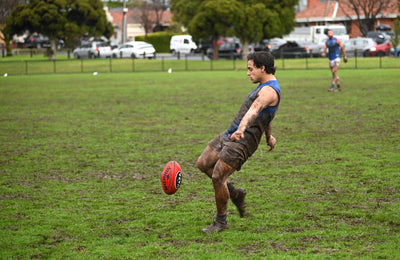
left=161, top=161, right=182, bottom=195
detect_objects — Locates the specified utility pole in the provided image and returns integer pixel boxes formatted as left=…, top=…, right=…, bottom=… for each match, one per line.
left=122, top=0, right=128, bottom=44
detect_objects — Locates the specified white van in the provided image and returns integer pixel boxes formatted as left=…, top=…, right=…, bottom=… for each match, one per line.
left=170, top=35, right=198, bottom=55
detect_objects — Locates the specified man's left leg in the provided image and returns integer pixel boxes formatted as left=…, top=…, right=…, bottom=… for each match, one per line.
left=329, top=65, right=338, bottom=91
left=203, top=159, right=235, bottom=233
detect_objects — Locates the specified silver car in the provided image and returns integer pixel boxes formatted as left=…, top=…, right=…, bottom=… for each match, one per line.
left=73, top=41, right=113, bottom=59
left=343, top=38, right=375, bottom=57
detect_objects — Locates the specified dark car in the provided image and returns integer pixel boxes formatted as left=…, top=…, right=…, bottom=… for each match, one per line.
left=366, top=31, right=391, bottom=44
left=24, top=33, right=64, bottom=49
left=206, top=42, right=243, bottom=60
left=263, top=38, right=287, bottom=52
left=296, top=40, right=323, bottom=57
left=366, top=32, right=393, bottom=56
left=271, top=41, right=309, bottom=58
left=249, top=38, right=287, bottom=53
left=24, top=34, right=50, bottom=48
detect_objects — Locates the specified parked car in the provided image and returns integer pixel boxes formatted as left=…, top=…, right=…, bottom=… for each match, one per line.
left=296, top=40, right=323, bottom=57
left=344, top=37, right=392, bottom=57
left=370, top=39, right=392, bottom=57
left=343, top=37, right=375, bottom=57
left=271, top=41, right=309, bottom=58
left=73, top=41, right=113, bottom=59
left=112, top=41, right=156, bottom=59
left=206, top=42, right=243, bottom=60
left=248, top=41, right=270, bottom=52
left=24, top=33, right=64, bottom=49
left=366, top=31, right=391, bottom=44
left=263, top=38, right=287, bottom=52
left=366, top=31, right=393, bottom=56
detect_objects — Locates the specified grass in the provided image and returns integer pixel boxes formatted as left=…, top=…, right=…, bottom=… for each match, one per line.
left=0, top=68, right=399, bottom=259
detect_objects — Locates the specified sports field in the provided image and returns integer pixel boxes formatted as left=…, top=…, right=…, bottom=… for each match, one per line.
left=0, top=67, right=399, bottom=258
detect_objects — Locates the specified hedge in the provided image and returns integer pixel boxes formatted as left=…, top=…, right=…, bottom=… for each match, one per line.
left=136, top=31, right=182, bottom=53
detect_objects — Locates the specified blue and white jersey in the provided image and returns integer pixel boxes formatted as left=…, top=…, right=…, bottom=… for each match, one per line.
left=326, top=37, right=341, bottom=60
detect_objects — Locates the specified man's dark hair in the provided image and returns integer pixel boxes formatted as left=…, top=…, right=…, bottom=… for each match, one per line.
left=247, top=51, right=276, bottom=75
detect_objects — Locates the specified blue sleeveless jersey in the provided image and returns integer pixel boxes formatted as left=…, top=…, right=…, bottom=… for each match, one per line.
left=326, top=37, right=341, bottom=60
left=224, top=80, right=281, bottom=145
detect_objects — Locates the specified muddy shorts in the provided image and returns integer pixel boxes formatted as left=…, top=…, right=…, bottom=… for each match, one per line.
left=208, top=132, right=257, bottom=171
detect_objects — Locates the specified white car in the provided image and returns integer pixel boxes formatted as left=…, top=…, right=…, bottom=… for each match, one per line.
left=112, top=41, right=156, bottom=59
left=73, top=41, right=113, bottom=59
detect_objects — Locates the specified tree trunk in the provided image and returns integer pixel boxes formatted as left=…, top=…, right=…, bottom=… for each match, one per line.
left=241, top=41, right=249, bottom=61
left=212, top=38, right=218, bottom=60
left=50, top=39, right=57, bottom=60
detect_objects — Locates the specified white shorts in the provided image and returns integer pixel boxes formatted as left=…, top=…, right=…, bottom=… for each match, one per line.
left=329, top=58, right=341, bottom=68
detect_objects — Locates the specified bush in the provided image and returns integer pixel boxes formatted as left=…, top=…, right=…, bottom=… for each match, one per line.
left=136, top=32, right=175, bottom=53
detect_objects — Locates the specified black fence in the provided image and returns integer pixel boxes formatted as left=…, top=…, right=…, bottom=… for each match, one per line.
left=1, top=52, right=399, bottom=76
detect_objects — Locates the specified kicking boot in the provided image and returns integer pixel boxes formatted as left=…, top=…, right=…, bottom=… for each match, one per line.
left=230, top=188, right=247, bottom=218
left=202, top=220, right=229, bottom=234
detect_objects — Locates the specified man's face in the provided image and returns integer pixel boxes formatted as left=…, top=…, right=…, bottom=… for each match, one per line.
left=328, top=30, right=334, bottom=39
left=247, top=59, right=264, bottom=83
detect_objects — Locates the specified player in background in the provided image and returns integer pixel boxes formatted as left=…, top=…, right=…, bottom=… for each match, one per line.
left=322, top=30, right=348, bottom=92
left=197, top=51, right=281, bottom=233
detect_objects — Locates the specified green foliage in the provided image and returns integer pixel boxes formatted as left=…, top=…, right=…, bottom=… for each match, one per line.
left=172, top=0, right=297, bottom=42
left=135, top=31, right=176, bottom=53
left=4, top=0, right=113, bottom=48
left=170, top=0, right=202, bottom=28
left=0, top=69, right=399, bottom=258
left=390, top=17, right=400, bottom=50
left=188, top=0, right=241, bottom=39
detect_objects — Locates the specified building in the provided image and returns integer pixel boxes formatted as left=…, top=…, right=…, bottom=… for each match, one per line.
left=295, top=0, right=400, bottom=37
left=106, top=7, right=171, bottom=44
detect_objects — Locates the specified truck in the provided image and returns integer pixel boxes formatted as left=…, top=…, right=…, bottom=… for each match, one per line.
left=169, top=35, right=198, bottom=55
left=283, top=25, right=349, bottom=44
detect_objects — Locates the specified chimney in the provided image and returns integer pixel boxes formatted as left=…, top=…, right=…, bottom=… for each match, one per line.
left=307, top=0, right=320, bottom=8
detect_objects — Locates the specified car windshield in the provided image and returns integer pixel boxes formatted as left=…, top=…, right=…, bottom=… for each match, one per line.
left=97, top=42, right=108, bottom=47
left=331, top=28, right=347, bottom=35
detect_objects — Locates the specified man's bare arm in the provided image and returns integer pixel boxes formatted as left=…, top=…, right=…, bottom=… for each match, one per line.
left=265, top=121, right=276, bottom=151
left=229, top=87, right=278, bottom=141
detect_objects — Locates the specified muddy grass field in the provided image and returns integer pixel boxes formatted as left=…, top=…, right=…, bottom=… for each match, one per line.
left=0, top=68, right=399, bottom=259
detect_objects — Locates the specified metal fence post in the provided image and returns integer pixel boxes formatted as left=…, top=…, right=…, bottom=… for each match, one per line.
left=355, top=49, right=358, bottom=69
left=305, top=55, right=308, bottom=70
left=185, top=55, right=188, bottom=71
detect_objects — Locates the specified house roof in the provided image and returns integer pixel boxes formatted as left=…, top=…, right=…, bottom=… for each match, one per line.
left=108, top=8, right=172, bottom=26
left=296, top=0, right=400, bottom=23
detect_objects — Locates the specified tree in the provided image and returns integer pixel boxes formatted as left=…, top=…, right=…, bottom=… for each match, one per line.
left=188, top=0, right=241, bottom=60
left=172, top=0, right=297, bottom=60
left=0, top=0, right=26, bottom=56
left=152, top=0, right=169, bottom=32
left=170, top=0, right=202, bottom=29
left=4, top=0, right=113, bottom=59
left=339, top=0, right=394, bottom=36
